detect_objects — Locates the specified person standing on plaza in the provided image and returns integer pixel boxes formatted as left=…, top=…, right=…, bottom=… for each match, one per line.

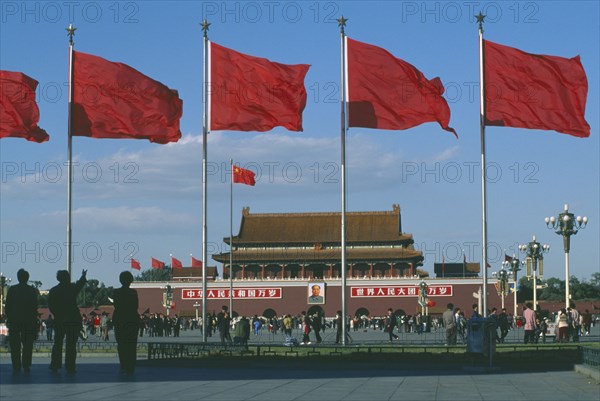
left=471, top=304, right=480, bottom=319
left=45, top=314, right=55, bottom=341
left=582, top=309, right=592, bottom=336
left=523, top=302, right=537, bottom=344
left=5, top=268, right=39, bottom=374
left=300, top=311, right=311, bottom=345
left=283, top=314, right=293, bottom=341
left=443, top=303, right=456, bottom=345
left=217, top=305, right=232, bottom=344
left=557, top=308, right=570, bottom=343
left=112, top=271, right=140, bottom=375
left=100, top=312, right=109, bottom=341
left=49, top=269, right=87, bottom=373
left=384, top=308, right=399, bottom=342
left=569, top=303, right=581, bottom=342
left=498, top=308, right=509, bottom=343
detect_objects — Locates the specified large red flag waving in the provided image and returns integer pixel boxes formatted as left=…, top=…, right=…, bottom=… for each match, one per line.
left=72, top=51, right=183, bottom=144
left=346, top=37, right=456, bottom=137
left=484, top=40, right=590, bottom=138
left=233, top=165, right=256, bottom=186
left=0, top=71, right=49, bottom=143
left=131, top=258, right=141, bottom=270
left=151, top=258, right=165, bottom=269
left=210, top=42, right=310, bottom=132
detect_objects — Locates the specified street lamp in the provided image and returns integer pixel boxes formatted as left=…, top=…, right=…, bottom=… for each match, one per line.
left=0, top=274, right=11, bottom=316
left=519, top=236, right=550, bottom=312
left=545, top=204, right=588, bottom=309
left=502, top=255, right=522, bottom=318
left=193, top=301, right=201, bottom=322
left=163, top=284, right=173, bottom=317
left=492, top=268, right=509, bottom=309
left=418, top=280, right=428, bottom=316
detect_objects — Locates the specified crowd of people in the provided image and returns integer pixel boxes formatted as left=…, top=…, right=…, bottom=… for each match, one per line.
left=1, top=268, right=596, bottom=376
left=440, top=301, right=593, bottom=346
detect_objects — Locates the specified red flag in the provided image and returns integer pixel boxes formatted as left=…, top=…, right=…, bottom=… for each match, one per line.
left=151, top=257, right=164, bottom=269
left=131, top=258, right=141, bottom=270
left=191, top=256, right=203, bottom=268
left=171, top=256, right=183, bottom=269
left=210, top=41, right=310, bottom=132
left=233, top=165, right=256, bottom=186
left=484, top=40, right=590, bottom=138
left=72, top=51, right=183, bottom=144
left=346, top=37, right=456, bottom=137
left=0, top=71, right=49, bottom=143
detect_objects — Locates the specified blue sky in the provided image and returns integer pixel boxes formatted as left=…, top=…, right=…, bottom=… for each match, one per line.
left=1, top=1, right=598, bottom=288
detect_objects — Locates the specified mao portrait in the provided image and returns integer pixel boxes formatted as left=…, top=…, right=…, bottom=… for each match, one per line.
left=307, top=283, right=325, bottom=304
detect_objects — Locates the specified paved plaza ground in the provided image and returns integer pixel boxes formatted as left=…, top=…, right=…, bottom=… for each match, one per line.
left=1, top=325, right=598, bottom=401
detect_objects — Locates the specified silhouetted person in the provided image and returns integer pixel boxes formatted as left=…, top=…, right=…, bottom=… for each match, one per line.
left=48, top=269, right=87, bottom=373
left=112, top=271, right=140, bottom=375
left=5, top=268, right=39, bottom=373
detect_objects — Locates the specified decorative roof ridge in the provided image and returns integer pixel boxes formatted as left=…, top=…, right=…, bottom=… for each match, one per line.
left=243, top=210, right=399, bottom=218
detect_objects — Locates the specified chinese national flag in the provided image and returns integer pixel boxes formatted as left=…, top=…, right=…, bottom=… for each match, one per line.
left=131, top=258, right=141, bottom=270
left=151, top=257, right=165, bottom=269
left=233, top=165, right=256, bottom=186
left=346, top=37, right=456, bottom=137
left=171, top=256, right=183, bottom=269
left=210, top=41, right=310, bottom=132
left=72, top=51, right=183, bottom=144
left=484, top=40, right=590, bottom=138
left=0, top=70, right=49, bottom=143
left=191, top=256, right=203, bottom=268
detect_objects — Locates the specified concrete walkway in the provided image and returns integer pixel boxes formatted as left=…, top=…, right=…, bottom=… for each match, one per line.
left=1, top=356, right=599, bottom=401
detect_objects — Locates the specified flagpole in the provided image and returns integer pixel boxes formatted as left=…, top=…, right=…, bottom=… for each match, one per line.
left=477, top=12, right=489, bottom=317
left=66, top=24, right=76, bottom=279
left=201, top=19, right=211, bottom=342
left=229, top=159, right=233, bottom=314
left=338, top=16, right=348, bottom=345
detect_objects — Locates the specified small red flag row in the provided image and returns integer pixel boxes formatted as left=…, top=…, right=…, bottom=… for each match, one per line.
left=130, top=256, right=203, bottom=271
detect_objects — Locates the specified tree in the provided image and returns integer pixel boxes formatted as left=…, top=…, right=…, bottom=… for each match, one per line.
left=135, top=266, right=173, bottom=282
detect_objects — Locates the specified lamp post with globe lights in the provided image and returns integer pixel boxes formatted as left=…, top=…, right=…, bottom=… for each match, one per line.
left=492, top=268, right=509, bottom=310
left=545, top=204, right=588, bottom=309
left=519, top=236, right=550, bottom=312
left=418, top=280, right=428, bottom=316
left=502, top=255, right=522, bottom=318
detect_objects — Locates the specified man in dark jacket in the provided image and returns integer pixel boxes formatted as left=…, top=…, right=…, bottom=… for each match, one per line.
left=112, top=271, right=140, bottom=375
left=5, top=268, right=39, bottom=373
left=48, top=269, right=87, bottom=373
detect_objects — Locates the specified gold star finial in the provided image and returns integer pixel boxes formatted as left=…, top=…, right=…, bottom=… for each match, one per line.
left=475, top=12, right=485, bottom=32
left=201, top=19, right=211, bottom=38
left=66, top=23, right=77, bottom=46
left=337, top=16, right=348, bottom=34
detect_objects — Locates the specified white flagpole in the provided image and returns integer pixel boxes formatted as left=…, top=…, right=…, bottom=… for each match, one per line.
left=477, top=13, right=489, bottom=316
left=201, top=20, right=210, bottom=341
left=66, top=24, right=76, bottom=280
left=338, top=16, right=348, bottom=344
left=229, top=159, right=233, bottom=314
